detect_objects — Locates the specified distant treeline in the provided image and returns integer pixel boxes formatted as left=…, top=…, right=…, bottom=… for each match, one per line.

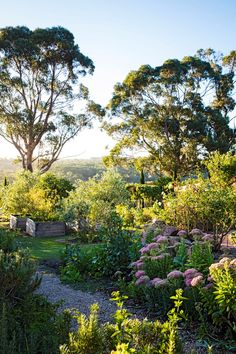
left=0, top=158, right=156, bottom=184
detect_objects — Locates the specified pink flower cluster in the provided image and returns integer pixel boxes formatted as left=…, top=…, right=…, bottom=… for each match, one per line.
left=135, top=275, right=150, bottom=286
left=167, top=270, right=184, bottom=279
left=184, top=268, right=204, bottom=287
left=202, top=234, right=213, bottom=242
left=150, top=278, right=168, bottom=288
left=135, top=270, right=146, bottom=278
left=177, top=230, right=188, bottom=238
left=155, top=235, right=169, bottom=244
left=131, top=260, right=144, bottom=270
left=209, top=257, right=236, bottom=274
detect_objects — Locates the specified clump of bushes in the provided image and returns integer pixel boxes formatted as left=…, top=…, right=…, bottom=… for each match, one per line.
left=0, top=228, right=71, bottom=353
left=61, top=169, right=130, bottom=235
left=153, top=153, right=236, bottom=251
left=60, top=228, right=142, bottom=283
left=60, top=290, right=184, bottom=354
left=0, top=171, right=73, bottom=221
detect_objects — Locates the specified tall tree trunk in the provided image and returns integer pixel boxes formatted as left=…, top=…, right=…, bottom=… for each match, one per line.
left=26, top=150, right=33, bottom=172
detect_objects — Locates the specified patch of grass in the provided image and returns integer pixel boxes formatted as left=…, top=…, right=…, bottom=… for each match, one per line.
left=15, top=235, right=98, bottom=261
left=15, top=235, right=71, bottom=260
left=0, top=221, right=98, bottom=261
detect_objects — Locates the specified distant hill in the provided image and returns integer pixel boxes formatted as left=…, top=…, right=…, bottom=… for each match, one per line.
left=0, top=158, right=155, bottom=184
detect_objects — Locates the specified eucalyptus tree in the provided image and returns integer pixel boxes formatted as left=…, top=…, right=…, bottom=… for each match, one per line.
left=0, top=26, right=95, bottom=173
left=104, top=49, right=235, bottom=179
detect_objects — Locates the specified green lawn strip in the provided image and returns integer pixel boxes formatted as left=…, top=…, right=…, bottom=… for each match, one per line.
left=15, top=235, right=98, bottom=261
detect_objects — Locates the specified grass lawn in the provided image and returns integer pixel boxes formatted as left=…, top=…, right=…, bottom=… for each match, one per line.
left=15, top=234, right=73, bottom=260
left=0, top=221, right=97, bottom=261
left=15, top=234, right=101, bottom=261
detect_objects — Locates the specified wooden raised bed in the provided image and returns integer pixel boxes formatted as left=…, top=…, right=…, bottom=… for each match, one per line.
left=26, top=218, right=65, bottom=237
left=10, top=215, right=28, bottom=231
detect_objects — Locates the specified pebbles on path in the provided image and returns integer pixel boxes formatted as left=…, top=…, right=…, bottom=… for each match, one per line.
left=35, top=270, right=117, bottom=324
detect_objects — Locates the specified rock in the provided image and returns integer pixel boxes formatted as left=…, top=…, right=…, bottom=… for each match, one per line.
left=182, top=239, right=192, bottom=246
left=167, top=245, right=176, bottom=256
left=163, top=226, right=179, bottom=236
left=189, top=228, right=203, bottom=241
left=177, top=230, right=188, bottom=238
left=168, top=236, right=181, bottom=246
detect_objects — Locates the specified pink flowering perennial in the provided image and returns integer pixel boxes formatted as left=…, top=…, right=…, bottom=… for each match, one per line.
left=167, top=270, right=184, bottom=279
left=135, top=275, right=150, bottom=286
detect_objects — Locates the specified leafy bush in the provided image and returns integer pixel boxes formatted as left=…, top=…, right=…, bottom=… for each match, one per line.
left=204, top=151, right=236, bottom=187
left=0, top=229, right=71, bottom=353
left=1, top=171, right=72, bottom=221
left=60, top=229, right=142, bottom=282
left=153, top=153, right=236, bottom=250
left=154, top=177, right=236, bottom=250
left=187, top=242, right=214, bottom=274
left=60, top=304, right=103, bottom=354
left=61, top=169, right=130, bottom=233
left=202, top=257, right=236, bottom=337
left=60, top=290, right=184, bottom=354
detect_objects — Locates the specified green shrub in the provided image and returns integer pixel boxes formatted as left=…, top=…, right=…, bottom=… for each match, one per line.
left=60, top=290, right=184, bottom=354
left=155, top=177, right=236, bottom=250
left=144, top=254, right=174, bottom=279
left=61, top=169, right=130, bottom=233
left=187, top=242, right=214, bottom=274
left=60, top=230, right=142, bottom=282
left=202, top=257, right=236, bottom=337
left=0, top=229, right=71, bottom=353
left=1, top=171, right=71, bottom=221
left=60, top=304, right=103, bottom=354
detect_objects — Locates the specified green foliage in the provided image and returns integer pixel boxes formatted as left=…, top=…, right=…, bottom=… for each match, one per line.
left=0, top=171, right=38, bottom=216
left=0, top=228, right=71, bottom=353
left=144, top=254, right=174, bottom=279
left=38, top=172, right=74, bottom=200
left=204, top=151, right=236, bottom=187
left=187, top=242, right=214, bottom=274
left=204, top=259, right=236, bottom=336
left=155, top=172, right=236, bottom=250
left=126, top=184, right=162, bottom=208
left=61, top=169, right=130, bottom=232
left=104, top=229, right=141, bottom=276
left=60, top=229, right=142, bottom=282
left=60, top=304, right=103, bottom=354
left=60, top=243, right=107, bottom=282
left=104, top=50, right=235, bottom=179
left=0, top=26, right=94, bottom=173
left=0, top=228, right=18, bottom=253
left=1, top=171, right=71, bottom=220
left=173, top=242, right=188, bottom=271
left=60, top=290, right=184, bottom=354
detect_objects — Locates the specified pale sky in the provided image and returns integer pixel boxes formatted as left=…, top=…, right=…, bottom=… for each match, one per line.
left=0, top=0, right=235, bottom=159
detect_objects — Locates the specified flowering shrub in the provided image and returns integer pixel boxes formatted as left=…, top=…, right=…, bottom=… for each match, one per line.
left=202, top=257, right=236, bottom=336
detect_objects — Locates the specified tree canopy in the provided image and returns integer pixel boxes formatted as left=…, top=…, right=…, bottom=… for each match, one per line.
left=0, top=26, right=95, bottom=173
left=103, top=49, right=236, bottom=179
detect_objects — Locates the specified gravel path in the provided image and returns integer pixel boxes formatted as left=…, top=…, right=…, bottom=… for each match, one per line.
left=35, top=270, right=223, bottom=353
left=35, top=269, right=118, bottom=324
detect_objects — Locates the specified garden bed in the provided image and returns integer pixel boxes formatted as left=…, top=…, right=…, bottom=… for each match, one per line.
left=26, top=218, right=65, bottom=237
